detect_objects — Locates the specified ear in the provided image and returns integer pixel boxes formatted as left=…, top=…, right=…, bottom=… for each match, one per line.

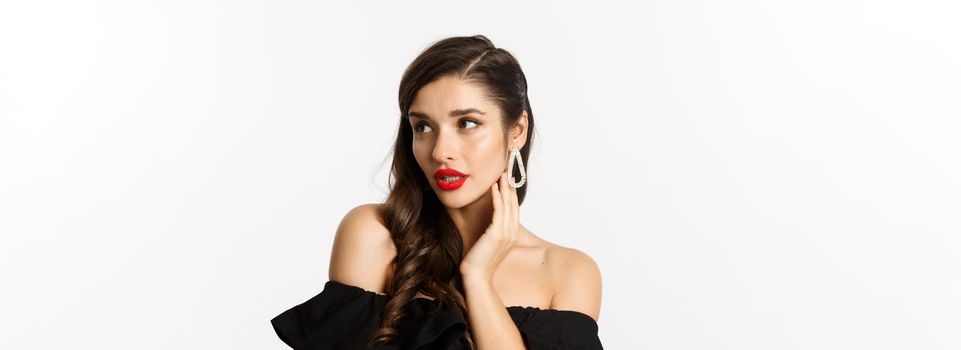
left=508, top=110, right=529, bottom=150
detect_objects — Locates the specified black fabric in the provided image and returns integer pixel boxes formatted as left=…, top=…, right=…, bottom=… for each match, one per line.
left=271, top=280, right=603, bottom=349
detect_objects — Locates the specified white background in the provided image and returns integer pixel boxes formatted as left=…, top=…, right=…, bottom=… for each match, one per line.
left=2, top=1, right=959, bottom=349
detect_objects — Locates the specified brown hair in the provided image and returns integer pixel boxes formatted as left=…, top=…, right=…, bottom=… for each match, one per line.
left=367, top=35, right=535, bottom=348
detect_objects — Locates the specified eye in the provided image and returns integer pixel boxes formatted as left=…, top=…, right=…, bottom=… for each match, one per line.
left=461, top=119, right=479, bottom=129
left=413, top=122, right=432, bottom=135
left=412, top=118, right=480, bottom=136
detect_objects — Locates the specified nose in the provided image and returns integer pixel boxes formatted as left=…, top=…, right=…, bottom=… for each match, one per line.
left=431, top=128, right=457, bottom=163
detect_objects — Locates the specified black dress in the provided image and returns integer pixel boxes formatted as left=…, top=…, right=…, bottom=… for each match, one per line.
left=271, top=280, right=603, bottom=349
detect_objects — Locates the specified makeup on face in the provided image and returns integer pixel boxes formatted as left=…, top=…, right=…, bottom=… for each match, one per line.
left=434, top=168, right=469, bottom=191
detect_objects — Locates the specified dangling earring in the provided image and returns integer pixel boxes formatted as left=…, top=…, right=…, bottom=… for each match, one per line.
left=507, top=144, right=526, bottom=188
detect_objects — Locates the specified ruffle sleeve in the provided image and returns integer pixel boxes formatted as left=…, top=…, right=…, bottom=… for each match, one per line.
left=506, top=306, right=604, bottom=349
left=270, top=280, right=469, bottom=350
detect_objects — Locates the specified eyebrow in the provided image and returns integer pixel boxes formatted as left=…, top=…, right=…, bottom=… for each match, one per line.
left=407, top=108, right=486, bottom=120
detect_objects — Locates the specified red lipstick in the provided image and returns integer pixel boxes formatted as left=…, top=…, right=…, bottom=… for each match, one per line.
left=434, top=168, right=469, bottom=191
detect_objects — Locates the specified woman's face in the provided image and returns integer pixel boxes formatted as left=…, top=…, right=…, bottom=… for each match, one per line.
left=407, top=75, right=527, bottom=208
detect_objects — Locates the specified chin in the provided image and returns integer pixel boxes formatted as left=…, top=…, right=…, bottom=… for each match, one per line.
left=436, top=194, right=468, bottom=209
left=435, top=189, right=478, bottom=209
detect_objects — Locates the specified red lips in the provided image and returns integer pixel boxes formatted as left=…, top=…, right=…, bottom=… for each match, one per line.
left=434, top=168, right=468, bottom=191
left=434, top=168, right=467, bottom=178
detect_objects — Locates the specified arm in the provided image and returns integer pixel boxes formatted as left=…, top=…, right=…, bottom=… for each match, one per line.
left=459, top=173, right=527, bottom=349
left=462, top=274, right=527, bottom=350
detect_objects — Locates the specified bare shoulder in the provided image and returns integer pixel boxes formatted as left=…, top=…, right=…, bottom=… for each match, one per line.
left=328, top=203, right=395, bottom=294
left=545, top=242, right=603, bottom=322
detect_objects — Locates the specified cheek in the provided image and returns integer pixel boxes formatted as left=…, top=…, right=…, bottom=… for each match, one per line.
left=412, top=145, right=429, bottom=170
left=412, top=145, right=438, bottom=182
left=475, top=150, right=507, bottom=180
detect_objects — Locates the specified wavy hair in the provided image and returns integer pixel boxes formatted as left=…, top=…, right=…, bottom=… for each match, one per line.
left=366, top=35, right=535, bottom=348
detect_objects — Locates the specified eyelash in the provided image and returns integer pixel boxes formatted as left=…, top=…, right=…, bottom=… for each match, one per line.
left=413, top=119, right=480, bottom=135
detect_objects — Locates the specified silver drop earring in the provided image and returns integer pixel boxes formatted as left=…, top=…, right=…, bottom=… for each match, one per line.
left=507, top=145, right=526, bottom=188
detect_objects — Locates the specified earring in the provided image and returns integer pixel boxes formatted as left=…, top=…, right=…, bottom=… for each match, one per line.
left=507, top=145, right=526, bottom=188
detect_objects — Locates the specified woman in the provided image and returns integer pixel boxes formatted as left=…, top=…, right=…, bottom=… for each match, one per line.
left=271, top=35, right=603, bottom=349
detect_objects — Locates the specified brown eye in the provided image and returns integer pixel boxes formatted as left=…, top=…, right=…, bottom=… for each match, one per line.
left=461, top=119, right=479, bottom=129
left=413, top=122, right=432, bottom=134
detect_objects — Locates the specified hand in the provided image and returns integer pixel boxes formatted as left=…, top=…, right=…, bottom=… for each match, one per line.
left=459, top=170, right=520, bottom=283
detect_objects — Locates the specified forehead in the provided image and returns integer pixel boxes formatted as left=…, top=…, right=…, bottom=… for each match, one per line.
left=408, top=76, right=497, bottom=118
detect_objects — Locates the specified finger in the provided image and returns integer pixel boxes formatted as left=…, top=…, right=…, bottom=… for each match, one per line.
left=499, top=172, right=510, bottom=238
left=508, top=173, right=518, bottom=242
left=490, top=181, right=501, bottom=229
left=505, top=171, right=516, bottom=243
left=503, top=172, right=514, bottom=237
left=505, top=174, right=517, bottom=217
